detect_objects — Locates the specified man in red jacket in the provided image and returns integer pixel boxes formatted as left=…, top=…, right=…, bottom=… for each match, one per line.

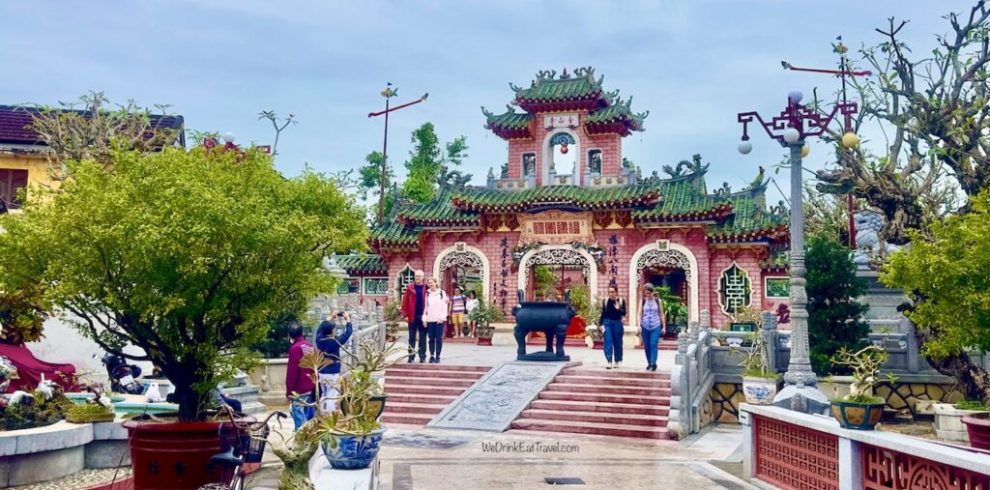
left=401, top=269, right=428, bottom=363
left=285, top=323, right=316, bottom=430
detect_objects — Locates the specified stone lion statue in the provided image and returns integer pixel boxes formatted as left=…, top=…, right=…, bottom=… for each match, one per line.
left=853, top=210, right=901, bottom=269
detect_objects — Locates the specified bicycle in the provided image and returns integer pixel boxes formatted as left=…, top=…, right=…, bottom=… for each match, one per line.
left=198, top=407, right=288, bottom=490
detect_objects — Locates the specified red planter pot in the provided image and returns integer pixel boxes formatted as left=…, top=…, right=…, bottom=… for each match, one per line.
left=476, top=337, right=493, bottom=346
left=592, top=339, right=604, bottom=350
left=963, top=412, right=990, bottom=450
left=123, top=419, right=222, bottom=490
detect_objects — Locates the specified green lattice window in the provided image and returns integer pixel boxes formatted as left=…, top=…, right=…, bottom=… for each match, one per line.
left=338, top=278, right=360, bottom=295
left=363, top=277, right=389, bottom=295
left=718, top=263, right=752, bottom=315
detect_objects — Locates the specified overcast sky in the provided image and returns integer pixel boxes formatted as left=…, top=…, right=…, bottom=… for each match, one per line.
left=0, top=1, right=971, bottom=204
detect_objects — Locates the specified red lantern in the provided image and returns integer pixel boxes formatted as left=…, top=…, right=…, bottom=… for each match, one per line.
left=560, top=143, right=569, bottom=154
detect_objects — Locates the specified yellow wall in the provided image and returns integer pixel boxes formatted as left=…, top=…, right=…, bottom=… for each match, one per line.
left=0, top=154, right=58, bottom=202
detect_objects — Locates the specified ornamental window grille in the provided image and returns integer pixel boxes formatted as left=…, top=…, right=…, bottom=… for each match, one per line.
left=718, top=263, right=752, bottom=315
left=338, top=278, right=360, bottom=295
left=519, top=248, right=591, bottom=292
left=549, top=132, right=575, bottom=146
left=437, top=251, right=485, bottom=272
left=522, top=153, right=536, bottom=177
left=362, top=277, right=389, bottom=295
left=588, top=149, right=602, bottom=175
left=397, top=266, right=415, bottom=300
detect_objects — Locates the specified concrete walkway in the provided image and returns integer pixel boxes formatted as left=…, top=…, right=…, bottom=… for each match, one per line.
left=376, top=424, right=752, bottom=489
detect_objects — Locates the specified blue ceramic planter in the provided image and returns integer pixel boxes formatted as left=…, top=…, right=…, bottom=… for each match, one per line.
left=321, top=428, right=386, bottom=470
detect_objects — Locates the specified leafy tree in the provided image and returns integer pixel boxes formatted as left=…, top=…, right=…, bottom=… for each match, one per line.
left=806, top=235, right=870, bottom=375
left=817, top=3, right=987, bottom=243
left=402, top=123, right=469, bottom=203
left=0, top=146, right=366, bottom=421
left=883, top=189, right=990, bottom=402
left=25, top=92, right=182, bottom=182
left=0, top=284, right=50, bottom=345
left=251, top=312, right=311, bottom=359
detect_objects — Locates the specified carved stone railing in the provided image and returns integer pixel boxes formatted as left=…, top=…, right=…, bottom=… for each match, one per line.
left=669, top=310, right=715, bottom=438
left=488, top=177, right=534, bottom=190
left=312, top=296, right=386, bottom=375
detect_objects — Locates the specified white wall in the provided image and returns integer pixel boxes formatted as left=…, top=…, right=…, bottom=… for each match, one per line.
left=26, top=315, right=152, bottom=385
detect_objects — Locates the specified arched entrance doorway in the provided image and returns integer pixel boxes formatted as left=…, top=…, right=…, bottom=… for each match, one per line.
left=628, top=241, right=699, bottom=329
left=432, top=243, right=490, bottom=302
left=517, top=245, right=598, bottom=302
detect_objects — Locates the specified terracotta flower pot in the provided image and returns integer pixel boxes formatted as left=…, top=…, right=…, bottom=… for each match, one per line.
left=124, top=418, right=222, bottom=490
left=831, top=400, right=886, bottom=430
left=476, top=337, right=493, bottom=346
left=962, top=412, right=990, bottom=450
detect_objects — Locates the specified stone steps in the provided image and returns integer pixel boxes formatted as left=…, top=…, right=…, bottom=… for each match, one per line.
left=545, top=382, right=671, bottom=397
left=561, top=367, right=669, bottom=380
left=384, top=376, right=477, bottom=388
left=512, top=367, right=672, bottom=440
left=555, top=374, right=670, bottom=388
left=381, top=363, right=490, bottom=427
left=520, top=408, right=668, bottom=427
left=529, top=399, right=669, bottom=416
left=537, top=390, right=671, bottom=405
left=511, top=418, right=671, bottom=439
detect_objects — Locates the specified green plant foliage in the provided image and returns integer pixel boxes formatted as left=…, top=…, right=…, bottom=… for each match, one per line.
left=0, top=147, right=367, bottom=421
left=533, top=265, right=559, bottom=300
left=656, top=286, right=686, bottom=326
left=0, top=283, right=50, bottom=345
left=831, top=345, right=893, bottom=404
left=954, top=400, right=990, bottom=411
left=807, top=235, right=870, bottom=376
left=731, top=332, right=777, bottom=379
left=252, top=312, right=307, bottom=359
left=467, top=301, right=506, bottom=337
left=883, top=189, right=990, bottom=402
left=65, top=402, right=115, bottom=423
left=401, top=123, right=468, bottom=204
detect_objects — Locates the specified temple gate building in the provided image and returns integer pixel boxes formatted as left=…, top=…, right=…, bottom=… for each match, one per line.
left=338, top=67, right=791, bottom=328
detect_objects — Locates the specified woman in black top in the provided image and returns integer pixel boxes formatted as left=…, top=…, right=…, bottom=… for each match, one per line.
left=598, top=285, right=627, bottom=369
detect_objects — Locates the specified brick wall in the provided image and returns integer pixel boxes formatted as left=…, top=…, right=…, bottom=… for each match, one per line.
left=503, top=111, right=625, bottom=185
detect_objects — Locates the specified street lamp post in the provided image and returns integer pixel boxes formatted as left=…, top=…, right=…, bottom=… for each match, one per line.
left=368, top=85, right=429, bottom=223
left=737, top=91, right=858, bottom=413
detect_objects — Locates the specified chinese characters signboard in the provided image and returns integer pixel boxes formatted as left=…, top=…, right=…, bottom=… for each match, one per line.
left=518, top=211, right=594, bottom=245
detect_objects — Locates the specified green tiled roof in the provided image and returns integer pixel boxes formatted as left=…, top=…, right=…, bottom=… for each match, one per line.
left=707, top=192, right=788, bottom=242
left=482, top=108, right=532, bottom=129
left=399, top=189, right=481, bottom=225
left=586, top=99, right=648, bottom=132
left=336, top=254, right=386, bottom=275
left=511, top=67, right=603, bottom=103
left=369, top=221, right=420, bottom=247
left=632, top=179, right=728, bottom=222
left=451, top=184, right=660, bottom=212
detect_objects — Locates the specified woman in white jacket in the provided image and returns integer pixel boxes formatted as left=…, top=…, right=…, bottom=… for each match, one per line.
left=423, top=277, right=450, bottom=363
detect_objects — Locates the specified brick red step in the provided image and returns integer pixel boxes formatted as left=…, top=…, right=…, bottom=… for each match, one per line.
left=529, top=399, right=669, bottom=416
left=520, top=409, right=668, bottom=427
left=387, top=364, right=490, bottom=373
left=385, top=385, right=465, bottom=397
left=510, top=418, right=671, bottom=439
left=554, top=374, right=670, bottom=388
left=382, top=401, right=448, bottom=415
left=385, top=393, right=457, bottom=405
left=545, top=382, right=670, bottom=397
left=385, top=367, right=486, bottom=379
left=538, top=391, right=670, bottom=405
left=562, top=367, right=669, bottom=380
left=382, top=412, right=434, bottom=425
left=384, top=376, right=477, bottom=388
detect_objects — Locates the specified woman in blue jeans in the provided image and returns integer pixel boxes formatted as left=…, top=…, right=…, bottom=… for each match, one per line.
left=598, top=285, right=627, bottom=369
left=640, top=283, right=666, bottom=372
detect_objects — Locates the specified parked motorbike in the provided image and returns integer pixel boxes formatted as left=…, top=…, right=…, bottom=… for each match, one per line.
left=100, top=353, right=144, bottom=395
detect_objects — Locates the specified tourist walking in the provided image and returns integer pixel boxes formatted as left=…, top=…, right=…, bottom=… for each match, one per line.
left=315, top=311, right=353, bottom=414
left=465, top=290, right=480, bottom=337
left=640, top=283, right=666, bottom=372
left=400, top=270, right=429, bottom=363
left=423, top=277, right=450, bottom=363
left=450, top=286, right=468, bottom=337
left=285, top=323, right=316, bottom=430
left=599, top=285, right=627, bottom=369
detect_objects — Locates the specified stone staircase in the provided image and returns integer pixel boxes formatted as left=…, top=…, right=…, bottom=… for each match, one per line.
left=510, top=366, right=672, bottom=439
left=382, top=364, right=490, bottom=426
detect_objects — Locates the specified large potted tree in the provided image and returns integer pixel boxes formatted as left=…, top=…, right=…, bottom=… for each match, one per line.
left=0, top=145, right=366, bottom=489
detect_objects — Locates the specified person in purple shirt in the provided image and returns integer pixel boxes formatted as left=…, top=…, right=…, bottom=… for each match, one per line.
left=285, top=323, right=316, bottom=430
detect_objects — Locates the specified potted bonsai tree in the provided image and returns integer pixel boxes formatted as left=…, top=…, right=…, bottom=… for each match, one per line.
left=829, top=345, right=893, bottom=430
left=732, top=332, right=780, bottom=405
left=0, top=145, right=366, bottom=489
left=468, top=301, right=505, bottom=346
